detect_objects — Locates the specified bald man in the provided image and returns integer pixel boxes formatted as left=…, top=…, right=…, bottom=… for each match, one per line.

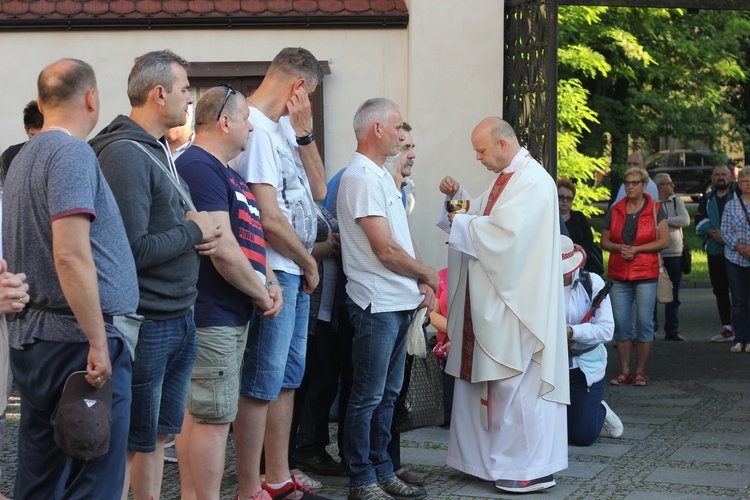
left=3, top=58, right=139, bottom=498
left=438, top=117, right=569, bottom=494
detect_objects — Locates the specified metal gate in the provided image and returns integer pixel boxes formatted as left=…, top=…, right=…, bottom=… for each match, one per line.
left=503, top=0, right=558, bottom=177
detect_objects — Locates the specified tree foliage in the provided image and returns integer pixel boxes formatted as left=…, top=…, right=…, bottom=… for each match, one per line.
left=559, top=6, right=750, bottom=168
left=557, top=7, right=612, bottom=216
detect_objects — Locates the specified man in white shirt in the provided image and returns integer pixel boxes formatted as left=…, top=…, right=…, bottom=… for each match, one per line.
left=231, top=47, right=329, bottom=500
left=337, top=98, right=437, bottom=500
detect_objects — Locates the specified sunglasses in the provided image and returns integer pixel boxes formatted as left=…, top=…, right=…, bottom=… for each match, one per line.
left=216, top=84, right=237, bottom=121
left=558, top=195, right=574, bottom=202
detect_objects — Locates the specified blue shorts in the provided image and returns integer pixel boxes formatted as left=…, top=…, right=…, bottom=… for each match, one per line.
left=128, top=310, right=198, bottom=453
left=241, top=271, right=309, bottom=401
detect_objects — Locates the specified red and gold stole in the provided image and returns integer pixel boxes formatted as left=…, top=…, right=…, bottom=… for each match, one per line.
left=459, top=171, right=515, bottom=381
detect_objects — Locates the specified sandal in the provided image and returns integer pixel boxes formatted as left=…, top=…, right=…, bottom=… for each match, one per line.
left=634, top=373, right=649, bottom=387
left=730, top=342, right=744, bottom=353
left=610, top=373, right=632, bottom=386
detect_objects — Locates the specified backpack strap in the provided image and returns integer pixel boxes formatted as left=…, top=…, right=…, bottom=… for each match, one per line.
left=98, top=139, right=196, bottom=212
left=577, top=268, right=593, bottom=302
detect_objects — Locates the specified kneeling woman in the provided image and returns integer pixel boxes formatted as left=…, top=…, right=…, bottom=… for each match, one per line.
left=562, top=236, right=624, bottom=445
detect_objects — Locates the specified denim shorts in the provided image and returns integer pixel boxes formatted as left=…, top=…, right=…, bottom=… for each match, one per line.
left=128, top=310, right=198, bottom=453
left=241, top=271, right=309, bottom=401
left=187, top=323, right=249, bottom=424
left=610, top=280, right=657, bottom=343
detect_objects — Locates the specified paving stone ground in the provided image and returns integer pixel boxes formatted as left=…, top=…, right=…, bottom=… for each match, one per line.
left=1, top=288, right=748, bottom=499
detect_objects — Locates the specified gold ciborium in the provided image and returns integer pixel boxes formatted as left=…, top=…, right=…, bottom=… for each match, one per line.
left=445, top=199, right=470, bottom=214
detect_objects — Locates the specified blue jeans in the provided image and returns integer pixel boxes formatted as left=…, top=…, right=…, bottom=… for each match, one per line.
left=726, top=261, right=750, bottom=345
left=654, top=256, right=682, bottom=334
left=242, top=271, right=310, bottom=400
left=567, top=368, right=605, bottom=446
left=342, top=301, right=410, bottom=488
left=610, top=280, right=656, bottom=343
left=10, top=336, right=131, bottom=500
left=129, top=311, right=197, bottom=452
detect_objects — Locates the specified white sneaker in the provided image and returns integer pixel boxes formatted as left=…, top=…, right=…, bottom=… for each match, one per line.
left=711, top=328, right=735, bottom=343
left=601, top=400, right=624, bottom=438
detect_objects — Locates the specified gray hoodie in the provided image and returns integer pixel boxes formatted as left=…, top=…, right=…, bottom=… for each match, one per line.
left=90, top=115, right=202, bottom=320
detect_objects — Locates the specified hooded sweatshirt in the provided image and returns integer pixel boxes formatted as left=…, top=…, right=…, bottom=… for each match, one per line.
left=90, top=115, right=202, bottom=320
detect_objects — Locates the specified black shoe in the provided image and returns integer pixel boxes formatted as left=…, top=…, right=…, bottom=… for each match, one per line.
left=296, top=454, right=348, bottom=475
left=665, top=332, right=686, bottom=341
left=395, top=470, right=425, bottom=487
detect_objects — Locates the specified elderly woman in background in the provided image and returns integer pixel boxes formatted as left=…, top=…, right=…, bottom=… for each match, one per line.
left=653, top=173, right=690, bottom=342
left=601, top=167, right=669, bottom=387
left=558, top=179, right=604, bottom=275
left=720, top=166, right=750, bottom=353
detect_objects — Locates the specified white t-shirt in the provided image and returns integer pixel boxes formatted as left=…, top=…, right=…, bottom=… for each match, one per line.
left=231, top=109, right=316, bottom=275
left=337, top=152, right=422, bottom=313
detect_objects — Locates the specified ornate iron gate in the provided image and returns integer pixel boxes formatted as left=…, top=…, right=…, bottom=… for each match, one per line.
left=504, top=0, right=558, bottom=177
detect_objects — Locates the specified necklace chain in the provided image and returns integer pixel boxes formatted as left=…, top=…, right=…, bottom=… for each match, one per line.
left=41, top=126, right=71, bottom=136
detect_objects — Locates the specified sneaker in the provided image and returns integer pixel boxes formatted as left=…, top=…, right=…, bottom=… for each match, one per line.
left=601, top=400, right=624, bottom=438
left=234, top=492, right=273, bottom=500
left=347, top=483, right=394, bottom=500
left=711, top=328, right=735, bottom=343
left=378, top=477, right=426, bottom=499
left=262, top=476, right=331, bottom=499
left=730, top=342, right=744, bottom=353
left=163, top=445, right=178, bottom=463
left=495, top=475, right=556, bottom=493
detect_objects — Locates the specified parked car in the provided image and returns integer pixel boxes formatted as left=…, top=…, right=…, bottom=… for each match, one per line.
left=645, top=150, right=737, bottom=201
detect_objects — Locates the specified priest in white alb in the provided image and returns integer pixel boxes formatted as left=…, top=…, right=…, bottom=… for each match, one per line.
left=437, top=117, right=569, bottom=494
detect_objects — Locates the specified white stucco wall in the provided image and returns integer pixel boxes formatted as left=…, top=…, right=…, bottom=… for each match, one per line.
left=405, top=0, right=505, bottom=269
left=0, top=0, right=505, bottom=270
left=0, top=29, right=407, bottom=175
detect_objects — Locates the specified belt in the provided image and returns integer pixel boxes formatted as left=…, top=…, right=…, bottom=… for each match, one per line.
left=27, top=301, right=114, bottom=325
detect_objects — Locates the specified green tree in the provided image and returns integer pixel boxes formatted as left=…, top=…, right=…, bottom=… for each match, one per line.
left=557, top=6, right=612, bottom=217
left=558, top=6, right=750, bottom=167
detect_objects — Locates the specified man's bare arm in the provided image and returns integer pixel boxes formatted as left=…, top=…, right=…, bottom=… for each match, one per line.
left=207, top=210, right=274, bottom=313
left=287, top=86, right=326, bottom=201
left=250, top=183, right=319, bottom=294
left=52, top=214, right=110, bottom=388
left=358, top=215, right=439, bottom=291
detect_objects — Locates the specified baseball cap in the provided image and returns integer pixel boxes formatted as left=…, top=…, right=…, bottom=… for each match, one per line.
left=54, top=371, right=112, bottom=462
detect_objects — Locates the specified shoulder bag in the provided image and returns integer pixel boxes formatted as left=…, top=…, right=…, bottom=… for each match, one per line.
left=654, top=203, right=674, bottom=303
left=673, top=199, right=692, bottom=274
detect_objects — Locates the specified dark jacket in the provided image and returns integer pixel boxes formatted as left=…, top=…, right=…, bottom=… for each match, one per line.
left=90, top=115, right=202, bottom=319
left=695, top=183, right=742, bottom=256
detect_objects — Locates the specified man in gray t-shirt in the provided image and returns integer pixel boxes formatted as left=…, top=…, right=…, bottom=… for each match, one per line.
left=1, top=58, right=138, bottom=499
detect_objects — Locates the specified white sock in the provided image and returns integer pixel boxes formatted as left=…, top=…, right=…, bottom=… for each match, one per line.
left=266, top=478, right=293, bottom=489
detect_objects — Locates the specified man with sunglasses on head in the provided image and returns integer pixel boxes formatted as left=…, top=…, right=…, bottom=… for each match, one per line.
left=175, top=85, right=283, bottom=499
left=90, top=49, right=222, bottom=500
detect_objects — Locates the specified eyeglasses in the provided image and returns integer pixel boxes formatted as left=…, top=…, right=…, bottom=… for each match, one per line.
left=558, top=195, right=574, bottom=202
left=216, top=84, right=237, bottom=121
left=660, top=182, right=675, bottom=187
left=623, top=180, right=644, bottom=187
